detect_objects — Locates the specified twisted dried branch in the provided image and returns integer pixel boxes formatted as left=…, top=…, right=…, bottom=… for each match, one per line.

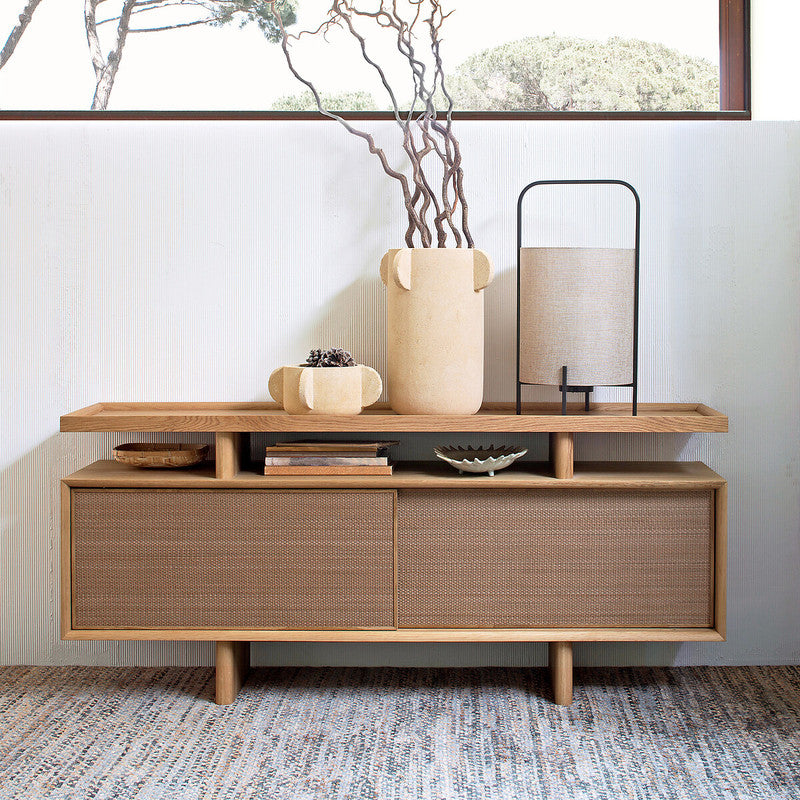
left=270, top=0, right=474, bottom=248
left=335, top=0, right=443, bottom=245
left=421, top=3, right=463, bottom=245
left=270, top=0, right=427, bottom=247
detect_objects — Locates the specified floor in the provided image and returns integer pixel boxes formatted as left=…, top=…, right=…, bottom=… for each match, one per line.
left=1, top=665, right=798, bottom=799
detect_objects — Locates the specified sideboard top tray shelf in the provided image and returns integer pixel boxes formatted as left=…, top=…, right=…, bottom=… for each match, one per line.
left=61, top=402, right=727, bottom=434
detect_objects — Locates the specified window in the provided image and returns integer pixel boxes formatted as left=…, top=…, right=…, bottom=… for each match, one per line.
left=0, top=0, right=749, bottom=119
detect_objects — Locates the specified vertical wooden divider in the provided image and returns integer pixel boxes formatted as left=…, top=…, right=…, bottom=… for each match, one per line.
left=216, top=432, right=243, bottom=479
left=714, top=483, right=728, bottom=639
left=549, top=432, right=574, bottom=479
left=60, top=483, right=73, bottom=637
left=392, top=491, right=399, bottom=629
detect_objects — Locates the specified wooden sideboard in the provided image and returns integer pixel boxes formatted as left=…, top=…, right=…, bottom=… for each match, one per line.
left=60, top=402, right=728, bottom=706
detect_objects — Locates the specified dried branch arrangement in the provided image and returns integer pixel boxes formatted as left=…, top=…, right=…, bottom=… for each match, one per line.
left=269, top=0, right=473, bottom=248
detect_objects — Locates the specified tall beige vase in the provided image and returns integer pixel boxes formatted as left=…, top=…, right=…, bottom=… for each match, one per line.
left=380, top=248, right=494, bottom=415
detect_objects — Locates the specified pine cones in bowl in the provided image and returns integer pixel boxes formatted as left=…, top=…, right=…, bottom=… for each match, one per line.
left=269, top=348, right=383, bottom=415
left=303, top=348, right=356, bottom=367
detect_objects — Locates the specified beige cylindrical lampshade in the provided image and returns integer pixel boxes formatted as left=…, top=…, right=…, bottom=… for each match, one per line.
left=519, top=247, right=635, bottom=387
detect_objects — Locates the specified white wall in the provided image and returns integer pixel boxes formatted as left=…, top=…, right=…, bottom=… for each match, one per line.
left=1, top=117, right=798, bottom=669
left=752, top=0, right=800, bottom=120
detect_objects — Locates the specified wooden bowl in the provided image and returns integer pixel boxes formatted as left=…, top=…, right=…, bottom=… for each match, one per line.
left=113, top=443, right=209, bottom=469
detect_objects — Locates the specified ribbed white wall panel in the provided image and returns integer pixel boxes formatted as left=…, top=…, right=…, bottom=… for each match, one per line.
left=2, top=120, right=798, bottom=668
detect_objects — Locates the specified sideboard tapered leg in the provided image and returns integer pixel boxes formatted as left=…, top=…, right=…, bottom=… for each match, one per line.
left=549, top=641, right=573, bottom=706
left=215, top=641, right=250, bottom=704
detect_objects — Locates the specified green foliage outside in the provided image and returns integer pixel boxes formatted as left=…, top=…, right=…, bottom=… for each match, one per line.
left=274, top=34, right=719, bottom=113
left=211, top=0, right=298, bottom=43
left=447, top=35, right=720, bottom=112
left=271, top=89, right=378, bottom=112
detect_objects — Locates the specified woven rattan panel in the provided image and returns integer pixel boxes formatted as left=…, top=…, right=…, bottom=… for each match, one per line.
left=397, top=489, right=714, bottom=628
left=71, top=489, right=394, bottom=630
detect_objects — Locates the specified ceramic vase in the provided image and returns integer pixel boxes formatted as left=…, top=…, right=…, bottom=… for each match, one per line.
left=380, top=247, right=494, bottom=415
left=268, top=364, right=382, bottom=415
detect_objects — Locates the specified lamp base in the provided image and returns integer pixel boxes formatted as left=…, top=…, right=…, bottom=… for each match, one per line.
left=558, top=382, right=594, bottom=414
left=515, top=366, right=637, bottom=416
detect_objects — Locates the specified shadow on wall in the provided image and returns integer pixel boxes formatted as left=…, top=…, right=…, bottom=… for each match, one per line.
left=483, top=261, right=516, bottom=403
left=1, top=435, right=60, bottom=665
left=0, top=431, right=217, bottom=667
left=1, top=434, right=116, bottom=666
left=301, top=274, right=388, bottom=400
left=579, top=432, right=694, bottom=462
left=247, top=640, right=682, bottom=669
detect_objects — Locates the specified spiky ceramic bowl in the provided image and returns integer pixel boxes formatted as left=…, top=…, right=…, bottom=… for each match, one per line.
left=433, top=445, right=527, bottom=476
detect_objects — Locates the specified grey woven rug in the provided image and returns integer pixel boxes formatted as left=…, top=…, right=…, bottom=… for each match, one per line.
left=1, top=666, right=798, bottom=800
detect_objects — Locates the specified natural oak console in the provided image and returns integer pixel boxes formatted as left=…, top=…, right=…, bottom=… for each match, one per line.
left=60, top=402, right=727, bottom=706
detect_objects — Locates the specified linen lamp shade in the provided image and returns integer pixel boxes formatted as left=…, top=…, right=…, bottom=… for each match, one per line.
left=518, top=246, right=636, bottom=387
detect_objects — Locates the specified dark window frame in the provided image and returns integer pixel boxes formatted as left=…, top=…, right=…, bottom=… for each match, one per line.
left=0, top=0, right=750, bottom=121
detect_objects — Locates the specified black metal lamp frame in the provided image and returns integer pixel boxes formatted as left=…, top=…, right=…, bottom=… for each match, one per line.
left=516, top=179, right=641, bottom=416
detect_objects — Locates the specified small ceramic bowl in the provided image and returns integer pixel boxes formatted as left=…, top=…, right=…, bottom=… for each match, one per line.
left=433, top=445, right=528, bottom=476
left=268, top=364, right=382, bottom=415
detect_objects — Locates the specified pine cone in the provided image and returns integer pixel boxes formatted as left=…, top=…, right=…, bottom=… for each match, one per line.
left=303, top=348, right=356, bottom=367
left=303, top=349, right=325, bottom=367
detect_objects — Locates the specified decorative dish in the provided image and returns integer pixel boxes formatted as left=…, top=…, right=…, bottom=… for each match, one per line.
left=433, top=445, right=527, bottom=476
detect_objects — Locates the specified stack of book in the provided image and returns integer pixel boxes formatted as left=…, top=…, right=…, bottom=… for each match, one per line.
left=264, top=441, right=399, bottom=476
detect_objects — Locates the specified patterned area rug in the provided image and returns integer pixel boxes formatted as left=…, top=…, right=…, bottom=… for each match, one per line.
left=0, top=666, right=798, bottom=800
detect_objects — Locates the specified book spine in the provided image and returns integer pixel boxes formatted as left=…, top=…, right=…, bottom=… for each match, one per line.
left=263, top=464, right=394, bottom=475
left=264, top=456, right=389, bottom=466
left=267, top=441, right=399, bottom=453
left=265, top=451, right=385, bottom=459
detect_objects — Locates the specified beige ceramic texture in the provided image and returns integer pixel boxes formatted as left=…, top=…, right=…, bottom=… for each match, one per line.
left=268, top=365, right=382, bottom=415
left=519, top=247, right=635, bottom=386
left=380, top=248, right=494, bottom=415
